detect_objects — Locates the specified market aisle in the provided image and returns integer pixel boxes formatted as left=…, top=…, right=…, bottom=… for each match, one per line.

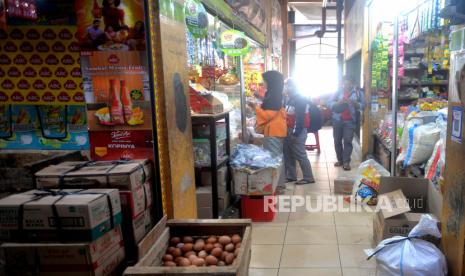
left=249, top=127, right=376, bottom=276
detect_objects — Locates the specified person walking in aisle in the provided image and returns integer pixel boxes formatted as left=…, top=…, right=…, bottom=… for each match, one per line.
left=283, top=79, right=315, bottom=185
left=250, top=71, right=287, bottom=193
left=330, top=77, right=365, bottom=171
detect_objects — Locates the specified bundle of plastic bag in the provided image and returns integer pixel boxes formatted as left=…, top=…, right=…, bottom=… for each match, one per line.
left=369, top=215, right=447, bottom=276
left=230, top=144, right=282, bottom=170
left=351, top=159, right=390, bottom=205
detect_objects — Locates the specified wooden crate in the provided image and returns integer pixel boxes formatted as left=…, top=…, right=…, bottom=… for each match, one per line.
left=125, top=217, right=252, bottom=276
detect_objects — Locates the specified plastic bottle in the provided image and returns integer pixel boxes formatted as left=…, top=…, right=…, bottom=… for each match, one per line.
left=120, top=80, right=133, bottom=123
left=109, top=79, right=124, bottom=125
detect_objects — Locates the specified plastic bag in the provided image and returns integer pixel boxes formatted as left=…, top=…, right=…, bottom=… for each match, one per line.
left=230, top=144, right=282, bottom=170
left=425, top=112, right=447, bottom=188
left=402, top=123, right=441, bottom=168
left=351, top=159, right=390, bottom=205
left=370, top=215, right=447, bottom=276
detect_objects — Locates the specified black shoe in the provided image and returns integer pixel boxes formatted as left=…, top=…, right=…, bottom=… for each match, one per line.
left=343, top=163, right=351, bottom=171
left=286, top=178, right=297, bottom=183
left=334, top=162, right=343, bottom=167
left=295, top=178, right=315, bottom=185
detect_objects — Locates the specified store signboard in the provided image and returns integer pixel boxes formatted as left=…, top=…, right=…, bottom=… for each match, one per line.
left=219, top=30, right=250, bottom=57
left=0, top=26, right=83, bottom=105
left=184, top=0, right=208, bottom=38
left=0, top=105, right=89, bottom=150
left=76, top=0, right=154, bottom=160
left=452, top=106, right=463, bottom=144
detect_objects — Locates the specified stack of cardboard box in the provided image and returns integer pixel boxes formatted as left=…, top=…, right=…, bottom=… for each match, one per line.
left=0, top=189, right=125, bottom=275
left=196, top=166, right=229, bottom=218
left=33, top=160, right=155, bottom=262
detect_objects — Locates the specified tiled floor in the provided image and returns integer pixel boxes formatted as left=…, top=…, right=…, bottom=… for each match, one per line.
left=249, top=127, right=376, bottom=276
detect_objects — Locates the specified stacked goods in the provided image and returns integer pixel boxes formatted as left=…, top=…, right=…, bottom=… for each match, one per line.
left=0, top=189, right=124, bottom=275
left=34, top=160, right=154, bottom=260
left=162, top=234, right=242, bottom=267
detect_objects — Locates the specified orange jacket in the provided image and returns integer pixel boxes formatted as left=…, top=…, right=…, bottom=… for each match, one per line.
left=255, top=107, right=287, bottom=138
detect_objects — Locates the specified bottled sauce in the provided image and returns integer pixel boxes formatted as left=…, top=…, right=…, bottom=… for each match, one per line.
left=109, top=79, right=124, bottom=125
left=120, top=80, right=133, bottom=123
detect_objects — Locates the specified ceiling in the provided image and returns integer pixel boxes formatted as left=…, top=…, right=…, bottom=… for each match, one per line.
left=289, top=1, right=339, bottom=24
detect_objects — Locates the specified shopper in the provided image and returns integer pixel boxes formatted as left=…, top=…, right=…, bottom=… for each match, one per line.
left=330, top=77, right=365, bottom=171
left=250, top=71, right=287, bottom=193
left=283, top=79, right=315, bottom=185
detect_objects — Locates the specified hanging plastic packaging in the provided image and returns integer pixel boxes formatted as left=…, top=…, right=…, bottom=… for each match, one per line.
left=369, top=215, right=447, bottom=276
left=230, top=144, right=282, bottom=170
left=351, top=159, right=390, bottom=205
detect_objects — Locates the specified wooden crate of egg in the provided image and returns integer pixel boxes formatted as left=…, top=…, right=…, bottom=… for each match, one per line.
left=124, top=217, right=252, bottom=275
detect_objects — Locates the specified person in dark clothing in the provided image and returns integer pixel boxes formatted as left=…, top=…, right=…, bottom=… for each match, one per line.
left=283, top=79, right=315, bottom=185
left=330, top=77, right=365, bottom=171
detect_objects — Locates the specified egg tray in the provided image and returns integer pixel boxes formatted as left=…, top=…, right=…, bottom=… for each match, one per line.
left=124, top=217, right=252, bottom=275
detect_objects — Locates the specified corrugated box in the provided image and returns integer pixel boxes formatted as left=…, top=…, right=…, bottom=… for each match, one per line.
left=233, top=167, right=279, bottom=196
left=0, top=189, right=122, bottom=242
left=1, top=226, right=125, bottom=276
left=197, top=207, right=213, bottom=219
left=333, top=177, right=354, bottom=195
left=119, top=181, right=153, bottom=219
left=196, top=186, right=212, bottom=208
left=218, top=193, right=230, bottom=213
left=35, top=160, right=152, bottom=191
left=373, top=177, right=442, bottom=245
left=200, top=166, right=228, bottom=197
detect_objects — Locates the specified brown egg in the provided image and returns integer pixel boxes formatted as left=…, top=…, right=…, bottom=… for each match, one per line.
left=221, top=251, right=228, bottom=261
left=175, top=257, right=185, bottom=264
left=225, top=253, right=235, bottom=265
left=164, top=261, right=177, bottom=267
left=172, top=248, right=182, bottom=257
left=218, top=235, right=231, bottom=245
left=231, top=234, right=242, bottom=244
left=184, top=251, right=196, bottom=258
left=217, top=261, right=226, bottom=266
left=198, top=250, right=208, bottom=259
left=178, top=257, right=191, bottom=267
left=211, top=247, right=223, bottom=258
left=224, top=243, right=235, bottom=252
left=193, top=242, right=204, bottom=251
left=188, top=255, right=198, bottom=262
left=170, top=237, right=181, bottom=245
left=204, top=243, right=214, bottom=252
left=162, top=254, right=173, bottom=262
left=181, top=243, right=194, bottom=252
left=234, top=247, right=240, bottom=257
left=195, top=238, right=205, bottom=244
left=235, top=243, right=241, bottom=249
left=183, top=236, right=194, bottom=243
left=205, top=255, right=218, bottom=266
left=167, top=246, right=176, bottom=254
left=176, top=243, right=184, bottom=249
left=192, top=258, right=205, bottom=267
left=213, top=242, right=223, bottom=249
left=206, top=236, right=217, bottom=244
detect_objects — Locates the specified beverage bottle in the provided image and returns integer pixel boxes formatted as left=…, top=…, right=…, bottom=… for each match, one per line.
left=109, top=79, right=124, bottom=125
left=120, top=80, right=133, bottom=123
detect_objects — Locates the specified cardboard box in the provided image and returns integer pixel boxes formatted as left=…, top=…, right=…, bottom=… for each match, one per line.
left=197, top=207, right=213, bottom=219
left=373, top=177, right=443, bottom=245
left=1, top=226, right=125, bottom=276
left=119, top=181, right=153, bottom=219
left=0, top=189, right=122, bottom=242
left=200, top=166, right=228, bottom=197
left=218, top=193, right=230, bottom=213
left=196, top=186, right=212, bottom=208
left=35, top=159, right=152, bottom=191
left=333, top=177, right=354, bottom=195
left=233, top=167, right=280, bottom=196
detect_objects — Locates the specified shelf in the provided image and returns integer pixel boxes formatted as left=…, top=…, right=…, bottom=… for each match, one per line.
left=195, top=155, right=229, bottom=170
left=401, top=82, right=448, bottom=87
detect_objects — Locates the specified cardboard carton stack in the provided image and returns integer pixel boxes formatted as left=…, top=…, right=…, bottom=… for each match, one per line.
left=196, top=166, right=229, bottom=218
left=0, top=189, right=125, bottom=275
left=373, top=177, right=443, bottom=246
left=34, top=160, right=155, bottom=261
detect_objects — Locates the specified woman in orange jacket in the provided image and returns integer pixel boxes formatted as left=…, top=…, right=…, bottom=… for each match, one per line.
left=250, top=71, right=287, bottom=192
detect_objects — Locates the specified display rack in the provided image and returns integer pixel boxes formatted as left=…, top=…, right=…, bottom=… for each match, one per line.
left=191, top=111, right=231, bottom=218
